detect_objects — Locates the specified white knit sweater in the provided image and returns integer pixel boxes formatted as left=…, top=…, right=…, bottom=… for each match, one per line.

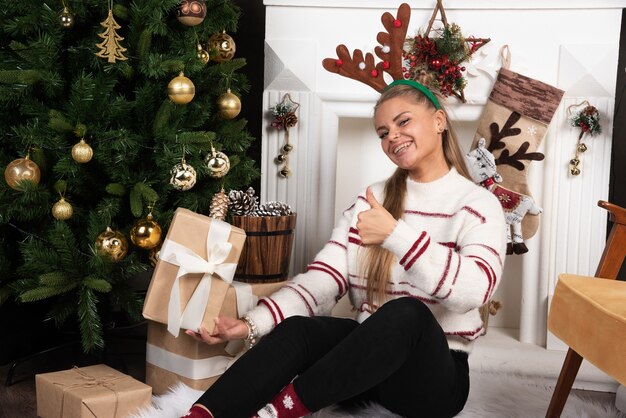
left=246, top=168, right=507, bottom=353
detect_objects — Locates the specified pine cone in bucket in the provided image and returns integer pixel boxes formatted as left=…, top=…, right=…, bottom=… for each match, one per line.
left=228, top=187, right=258, bottom=216
left=253, top=201, right=293, bottom=216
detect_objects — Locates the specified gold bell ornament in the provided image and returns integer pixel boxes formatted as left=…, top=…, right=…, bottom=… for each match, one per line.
left=168, top=71, right=195, bottom=105
left=4, top=154, right=41, bottom=190
left=95, top=227, right=128, bottom=262
left=209, top=31, right=236, bottom=62
left=205, top=146, right=230, bottom=178
left=217, top=89, right=241, bottom=119
left=177, top=0, right=206, bottom=26
left=130, top=212, right=162, bottom=250
left=170, top=158, right=197, bottom=191
left=71, top=138, right=94, bottom=163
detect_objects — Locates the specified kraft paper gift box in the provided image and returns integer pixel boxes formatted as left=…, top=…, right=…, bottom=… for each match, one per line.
left=35, top=364, right=151, bottom=418
left=146, top=280, right=287, bottom=394
left=142, top=207, right=246, bottom=337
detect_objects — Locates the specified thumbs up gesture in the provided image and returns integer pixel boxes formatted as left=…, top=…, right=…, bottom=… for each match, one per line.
left=356, top=187, right=397, bottom=245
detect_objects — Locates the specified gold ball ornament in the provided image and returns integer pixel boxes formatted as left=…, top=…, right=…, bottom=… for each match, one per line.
left=205, top=148, right=230, bottom=178
left=197, top=44, right=210, bottom=65
left=170, top=161, right=197, bottom=191
left=95, top=227, right=128, bottom=262
left=52, top=197, right=73, bottom=220
left=209, top=31, right=236, bottom=62
left=168, top=72, right=195, bottom=105
left=4, top=156, right=41, bottom=190
left=177, top=0, right=206, bottom=26
left=71, top=139, right=93, bottom=163
left=279, top=167, right=292, bottom=178
left=130, top=213, right=162, bottom=250
left=59, top=6, right=74, bottom=28
left=217, top=89, right=241, bottom=119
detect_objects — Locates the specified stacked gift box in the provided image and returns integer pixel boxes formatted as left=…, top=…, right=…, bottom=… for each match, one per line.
left=142, top=207, right=287, bottom=394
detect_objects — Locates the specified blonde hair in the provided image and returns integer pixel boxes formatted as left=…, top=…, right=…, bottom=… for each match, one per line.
left=360, top=82, right=471, bottom=307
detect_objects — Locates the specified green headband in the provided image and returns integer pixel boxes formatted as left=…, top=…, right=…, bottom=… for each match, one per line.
left=385, top=79, right=442, bottom=110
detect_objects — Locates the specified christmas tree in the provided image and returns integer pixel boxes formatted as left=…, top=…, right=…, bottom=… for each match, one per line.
left=0, top=0, right=259, bottom=353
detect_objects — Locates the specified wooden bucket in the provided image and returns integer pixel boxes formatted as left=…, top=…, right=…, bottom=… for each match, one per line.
left=231, top=214, right=297, bottom=283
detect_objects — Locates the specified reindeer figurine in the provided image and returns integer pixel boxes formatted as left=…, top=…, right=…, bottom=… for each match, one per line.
left=466, top=138, right=542, bottom=255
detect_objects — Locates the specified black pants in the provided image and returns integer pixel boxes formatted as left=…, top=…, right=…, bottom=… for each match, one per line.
left=196, top=297, right=470, bottom=418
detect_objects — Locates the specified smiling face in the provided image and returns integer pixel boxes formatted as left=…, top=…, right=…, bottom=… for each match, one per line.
left=374, top=95, right=449, bottom=182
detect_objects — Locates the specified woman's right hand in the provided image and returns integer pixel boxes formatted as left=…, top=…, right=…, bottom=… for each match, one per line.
left=185, top=316, right=249, bottom=345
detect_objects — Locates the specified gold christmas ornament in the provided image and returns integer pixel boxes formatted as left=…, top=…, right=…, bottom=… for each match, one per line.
left=130, top=212, right=162, bottom=250
left=209, top=31, right=236, bottom=62
left=217, top=89, right=241, bottom=119
left=71, top=138, right=94, bottom=163
left=205, top=147, right=230, bottom=178
left=279, top=167, right=292, bottom=178
left=170, top=161, right=197, bottom=191
left=95, top=1, right=128, bottom=63
left=177, top=0, right=207, bottom=26
left=95, top=227, right=128, bottom=262
left=59, top=6, right=74, bottom=28
left=197, top=44, right=210, bottom=65
left=4, top=156, right=41, bottom=190
left=168, top=71, right=195, bottom=105
left=52, top=197, right=73, bottom=220
left=209, top=188, right=229, bottom=220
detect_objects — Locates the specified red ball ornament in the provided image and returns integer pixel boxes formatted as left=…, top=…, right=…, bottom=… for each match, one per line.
left=336, top=59, right=343, bottom=67
left=393, top=19, right=401, bottom=28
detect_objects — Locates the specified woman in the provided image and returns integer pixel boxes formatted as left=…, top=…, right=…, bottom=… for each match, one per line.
left=183, top=79, right=507, bottom=418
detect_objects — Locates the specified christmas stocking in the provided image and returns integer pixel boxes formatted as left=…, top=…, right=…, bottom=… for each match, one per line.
left=471, top=47, right=564, bottom=251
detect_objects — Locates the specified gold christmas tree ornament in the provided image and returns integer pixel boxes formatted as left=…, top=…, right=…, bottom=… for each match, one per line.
left=52, top=197, right=73, bottom=220
left=4, top=155, right=41, bottom=190
left=209, top=188, right=229, bottom=220
left=71, top=138, right=94, bottom=163
left=130, top=212, right=162, bottom=250
left=205, top=146, right=230, bottom=178
left=59, top=5, right=74, bottom=28
left=217, top=89, right=241, bottom=119
left=168, top=71, right=195, bottom=104
left=170, top=160, right=197, bottom=191
left=95, top=0, right=128, bottom=64
left=197, top=44, right=210, bottom=65
left=177, top=0, right=207, bottom=26
left=95, top=227, right=128, bottom=262
left=209, top=31, right=236, bottom=62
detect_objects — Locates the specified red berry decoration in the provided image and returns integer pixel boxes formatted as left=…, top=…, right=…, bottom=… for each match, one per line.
left=336, top=59, right=343, bottom=67
left=371, top=69, right=378, bottom=77
left=393, top=19, right=401, bottom=28
left=382, top=61, right=390, bottom=69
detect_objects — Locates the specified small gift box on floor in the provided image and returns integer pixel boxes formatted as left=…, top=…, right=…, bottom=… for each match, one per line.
left=35, top=364, right=151, bottom=418
left=146, top=280, right=287, bottom=394
left=142, top=207, right=246, bottom=337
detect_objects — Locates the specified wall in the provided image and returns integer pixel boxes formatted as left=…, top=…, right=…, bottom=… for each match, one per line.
left=261, top=0, right=622, bottom=349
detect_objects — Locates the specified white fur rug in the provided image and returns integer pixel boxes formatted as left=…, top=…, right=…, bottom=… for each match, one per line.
left=130, top=371, right=625, bottom=418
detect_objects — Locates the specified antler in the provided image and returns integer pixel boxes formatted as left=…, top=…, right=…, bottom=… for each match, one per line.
left=322, top=3, right=411, bottom=93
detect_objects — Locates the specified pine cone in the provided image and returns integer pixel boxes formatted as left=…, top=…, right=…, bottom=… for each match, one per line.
left=253, top=201, right=293, bottom=216
left=209, top=189, right=229, bottom=220
left=282, top=113, right=298, bottom=128
left=228, top=187, right=258, bottom=216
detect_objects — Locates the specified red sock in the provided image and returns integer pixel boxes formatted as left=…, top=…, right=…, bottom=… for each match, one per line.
left=182, top=405, right=214, bottom=418
left=254, top=383, right=310, bottom=418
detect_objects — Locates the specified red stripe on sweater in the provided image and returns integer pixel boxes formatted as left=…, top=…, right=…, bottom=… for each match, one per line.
left=404, top=206, right=486, bottom=224
left=266, top=297, right=284, bottom=321
left=399, top=231, right=426, bottom=265
left=348, top=237, right=362, bottom=246
left=350, top=283, right=438, bottom=304
left=259, top=299, right=278, bottom=326
left=313, top=261, right=347, bottom=291
left=307, top=264, right=345, bottom=294
left=469, top=256, right=495, bottom=304
left=404, top=236, right=431, bottom=270
left=296, top=283, right=319, bottom=306
left=285, top=285, right=314, bottom=316
left=463, top=243, right=504, bottom=267
left=446, top=326, right=484, bottom=340
left=328, top=240, right=347, bottom=250
left=432, top=248, right=453, bottom=296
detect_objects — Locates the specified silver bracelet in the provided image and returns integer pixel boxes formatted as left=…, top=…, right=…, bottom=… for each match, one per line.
left=240, top=315, right=258, bottom=348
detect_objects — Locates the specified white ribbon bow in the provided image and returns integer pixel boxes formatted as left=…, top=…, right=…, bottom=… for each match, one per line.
left=159, top=219, right=237, bottom=336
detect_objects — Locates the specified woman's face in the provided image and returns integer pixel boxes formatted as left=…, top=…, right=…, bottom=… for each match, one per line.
left=374, top=96, right=448, bottom=181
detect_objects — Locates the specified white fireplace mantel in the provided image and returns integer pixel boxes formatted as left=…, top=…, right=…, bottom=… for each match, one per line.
left=261, top=0, right=622, bottom=390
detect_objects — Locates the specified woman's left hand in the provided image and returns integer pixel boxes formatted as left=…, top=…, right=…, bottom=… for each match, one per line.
left=356, top=187, right=397, bottom=245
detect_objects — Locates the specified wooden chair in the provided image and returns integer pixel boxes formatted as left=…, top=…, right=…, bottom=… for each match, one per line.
left=546, top=200, right=626, bottom=417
